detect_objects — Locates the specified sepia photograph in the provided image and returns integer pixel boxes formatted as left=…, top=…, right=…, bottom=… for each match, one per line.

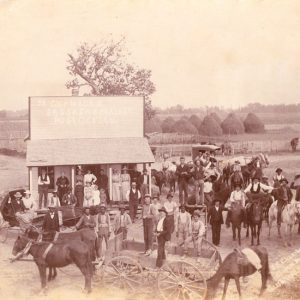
left=0, top=1, right=300, bottom=300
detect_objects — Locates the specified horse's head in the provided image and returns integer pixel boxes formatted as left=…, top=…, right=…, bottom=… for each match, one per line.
left=12, top=235, right=30, bottom=256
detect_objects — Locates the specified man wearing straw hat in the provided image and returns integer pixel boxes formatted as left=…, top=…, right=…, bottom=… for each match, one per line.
left=113, top=205, right=132, bottom=240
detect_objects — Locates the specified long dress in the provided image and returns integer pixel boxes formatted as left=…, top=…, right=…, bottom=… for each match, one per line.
left=121, top=173, right=131, bottom=201
left=112, top=173, right=121, bottom=202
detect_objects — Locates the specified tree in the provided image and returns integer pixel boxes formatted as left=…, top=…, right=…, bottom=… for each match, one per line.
left=171, top=119, right=198, bottom=134
left=221, top=113, right=245, bottom=135
left=66, top=38, right=156, bottom=119
left=199, top=115, right=223, bottom=136
left=243, top=112, right=265, bottom=133
left=189, top=114, right=202, bottom=132
left=161, top=117, right=176, bottom=133
left=145, top=117, right=162, bottom=133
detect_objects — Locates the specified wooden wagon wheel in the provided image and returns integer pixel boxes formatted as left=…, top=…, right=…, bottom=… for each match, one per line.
left=196, top=239, right=222, bottom=280
left=102, top=256, right=144, bottom=292
left=158, top=260, right=207, bottom=300
left=0, top=223, right=9, bottom=243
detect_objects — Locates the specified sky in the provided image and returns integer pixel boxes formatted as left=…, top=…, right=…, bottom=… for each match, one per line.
left=1, top=0, right=300, bottom=110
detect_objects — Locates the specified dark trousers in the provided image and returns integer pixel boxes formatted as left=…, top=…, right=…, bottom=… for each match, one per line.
left=143, top=218, right=154, bottom=251
left=156, top=235, right=166, bottom=268
left=166, top=215, right=175, bottom=233
left=178, top=180, right=188, bottom=204
left=38, top=187, right=48, bottom=209
left=75, top=185, right=84, bottom=207
left=58, top=187, right=68, bottom=202
left=129, top=200, right=139, bottom=222
left=211, top=223, right=221, bottom=246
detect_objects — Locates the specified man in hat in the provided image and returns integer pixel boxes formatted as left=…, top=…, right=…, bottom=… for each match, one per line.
left=162, top=153, right=170, bottom=173
left=130, top=165, right=141, bottom=190
left=203, top=175, right=215, bottom=208
left=61, top=187, right=77, bottom=206
left=225, top=184, right=246, bottom=228
left=38, top=169, right=50, bottom=209
left=175, top=157, right=190, bottom=205
left=96, top=204, right=111, bottom=260
left=75, top=207, right=96, bottom=230
left=47, top=190, right=61, bottom=208
left=184, top=210, right=205, bottom=260
left=10, top=192, right=26, bottom=214
left=261, top=175, right=270, bottom=186
left=163, top=193, right=177, bottom=236
left=42, top=203, right=60, bottom=241
left=273, top=168, right=285, bottom=188
left=175, top=204, right=191, bottom=249
left=56, top=171, right=70, bottom=203
left=244, top=176, right=273, bottom=203
left=126, top=182, right=141, bottom=223
left=208, top=199, right=224, bottom=246
left=113, top=205, right=132, bottom=240
left=276, top=178, right=293, bottom=225
left=142, top=194, right=156, bottom=255
left=138, top=169, right=150, bottom=203
left=155, top=207, right=171, bottom=268
left=22, top=190, right=37, bottom=212
left=191, top=159, right=205, bottom=205
left=232, top=160, right=242, bottom=175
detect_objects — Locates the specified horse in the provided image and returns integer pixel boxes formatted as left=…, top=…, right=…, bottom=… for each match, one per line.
left=229, top=202, right=244, bottom=246
left=229, top=172, right=244, bottom=190
left=268, top=201, right=300, bottom=246
left=205, top=246, right=272, bottom=300
left=151, top=169, right=166, bottom=194
left=291, top=137, right=299, bottom=152
left=213, top=175, right=231, bottom=207
left=245, top=197, right=265, bottom=245
left=165, top=170, right=176, bottom=192
left=12, top=234, right=93, bottom=294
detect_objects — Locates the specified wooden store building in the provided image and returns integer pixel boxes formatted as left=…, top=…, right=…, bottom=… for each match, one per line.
left=25, top=96, right=155, bottom=200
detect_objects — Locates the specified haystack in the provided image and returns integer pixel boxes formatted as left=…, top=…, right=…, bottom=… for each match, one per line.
left=243, top=112, right=265, bottom=133
left=221, top=113, right=245, bottom=134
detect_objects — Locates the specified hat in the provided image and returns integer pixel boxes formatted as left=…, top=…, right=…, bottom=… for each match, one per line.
left=235, top=160, right=240, bottom=164
left=158, top=207, right=168, bottom=215
left=276, top=168, right=283, bottom=173
left=143, top=168, right=148, bottom=172
left=24, top=190, right=31, bottom=194
left=99, top=203, right=106, bottom=208
left=83, top=206, right=90, bottom=211
left=144, top=194, right=151, bottom=198
left=193, top=210, right=201, bottom=217
left=234, top=183, right=242, bottom=188
left=180, top=156, right=185, bottom=160
left=152, top=194, right=159, bottom=199
left=262, top=175, right=268, bottom=179
left=52, top=190, right=58, bottom=194
left=167, top=192, right=173, bottom=199
left=14, top=192, right=22, bottom=198
left=253, top=176, right=261, bottom=181
left=280, top=178, right=288, bottom=184
left=213, top=199, right=221, bottom=204
left=119, top=205, right=126, bottom=210
left=131, top=181, right=137, bottom=185
left=48, top=203, right=56, bottom=208
left=179, top=204, right=186, bottom=209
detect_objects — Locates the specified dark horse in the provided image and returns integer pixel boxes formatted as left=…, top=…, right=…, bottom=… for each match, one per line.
left=213, top=175, right=231, bottom=207
left=229, top=202, right=244, bottom=246
left=12, top=234, right=93, bottom=293
left=151, top=169, right=166, bottom=194
left=205, top=246, right=272, bottom=300
left=246, top=198, right=265, bottom=245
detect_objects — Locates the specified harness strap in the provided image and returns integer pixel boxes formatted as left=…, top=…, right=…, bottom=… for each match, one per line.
left=42, top=243, right=54, bottom=260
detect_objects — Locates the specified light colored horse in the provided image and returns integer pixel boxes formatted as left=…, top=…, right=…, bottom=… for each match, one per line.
left=268, top=200, right=300, bottom=246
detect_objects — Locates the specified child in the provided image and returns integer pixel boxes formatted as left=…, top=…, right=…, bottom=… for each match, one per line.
left=93, top=184, right=101, bottom=206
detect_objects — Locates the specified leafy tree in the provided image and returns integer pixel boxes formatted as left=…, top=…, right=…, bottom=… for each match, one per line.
left=145, top=117, right=162, bottom=133
left=161, top=117, right=176, bottom=133
left=243, top=112, right=265, bottom=133
left=66, top=38, right=156, bottom=119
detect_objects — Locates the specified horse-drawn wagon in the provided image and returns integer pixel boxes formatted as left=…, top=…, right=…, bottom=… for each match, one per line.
left=98, top=234, right=222, bottom=299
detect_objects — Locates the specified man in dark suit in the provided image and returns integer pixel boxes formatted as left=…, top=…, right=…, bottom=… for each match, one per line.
left=208, top=199, right=224, bottom=246
left=175, top=157, right=190, bottom=205
left=56, top=171, right=70, bottom=203
left=155, top=207, right=171, bottom=268
left=42, top=204, right=60, bottom=241
left=277, top=178, right=293, bottom=225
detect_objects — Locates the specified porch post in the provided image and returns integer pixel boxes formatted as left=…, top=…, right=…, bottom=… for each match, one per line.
left=29, top=167, right=33, bottom=191
left=148, top=163, right=152, bottom=196
left=71, top=166, right=75, bottom=191
left=109, top=166, right=112, bottom=201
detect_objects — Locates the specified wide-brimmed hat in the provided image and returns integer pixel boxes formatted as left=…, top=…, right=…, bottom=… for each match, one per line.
left=167, top=192, right=173, bottom=199
left=119, top=205, right=126, bottom=210
left=193, top=210, right=201, bottom=217
left=235, top=160, right=240, bottom=164
left=14, top=192, right=22, bottom=198
left=276, top=168, right=283, bottom=173
left=52, top=190, right=58, bottom=194
left=280, top=178, right=288, bottom=184
left=144, top=194, right=151, bottom=198
left=158, top=207, right=168, bottom=215
left=24, top=190, right=31, bottom=195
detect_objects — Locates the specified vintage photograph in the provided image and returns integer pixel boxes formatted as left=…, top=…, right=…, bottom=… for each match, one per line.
left=0, top=1, right=300, bottom=300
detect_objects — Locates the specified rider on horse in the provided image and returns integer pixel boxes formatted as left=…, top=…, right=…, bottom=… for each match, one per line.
left=276, top=178, right=293, bottom=225
left=273, top=168, right=285, bottom=188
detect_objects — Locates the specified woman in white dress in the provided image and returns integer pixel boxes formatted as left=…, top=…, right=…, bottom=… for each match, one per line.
left=112, top=168, right=121, bottom=202
left=121, top=166, right=131, bottom=202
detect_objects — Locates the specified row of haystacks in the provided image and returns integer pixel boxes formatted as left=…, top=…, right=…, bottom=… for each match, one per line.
left=145, top=112, right=265, bottom=136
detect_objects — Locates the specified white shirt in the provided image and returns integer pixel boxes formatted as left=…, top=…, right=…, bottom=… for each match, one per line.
left=244, top=182, right=273, bottom=194
left=203, top=182, right=213, bottom=193
left=22, top=196, right=36, bottom=210
left=157, top=217, right=165, bottom=232
left=164, top=201, right=177, bottom=215
left=84, top=173, right=97, bottom=185
left=229, top=190, right=246, bottom=207
left=38, top=175, right=50, bottom=185
left=169, top=164, right=177, bottom=172
left=83, top=197, right=95, bottom=207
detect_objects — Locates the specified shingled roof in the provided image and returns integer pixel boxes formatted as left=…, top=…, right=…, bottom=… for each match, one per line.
left=26, top=137, right=155, bottom=167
